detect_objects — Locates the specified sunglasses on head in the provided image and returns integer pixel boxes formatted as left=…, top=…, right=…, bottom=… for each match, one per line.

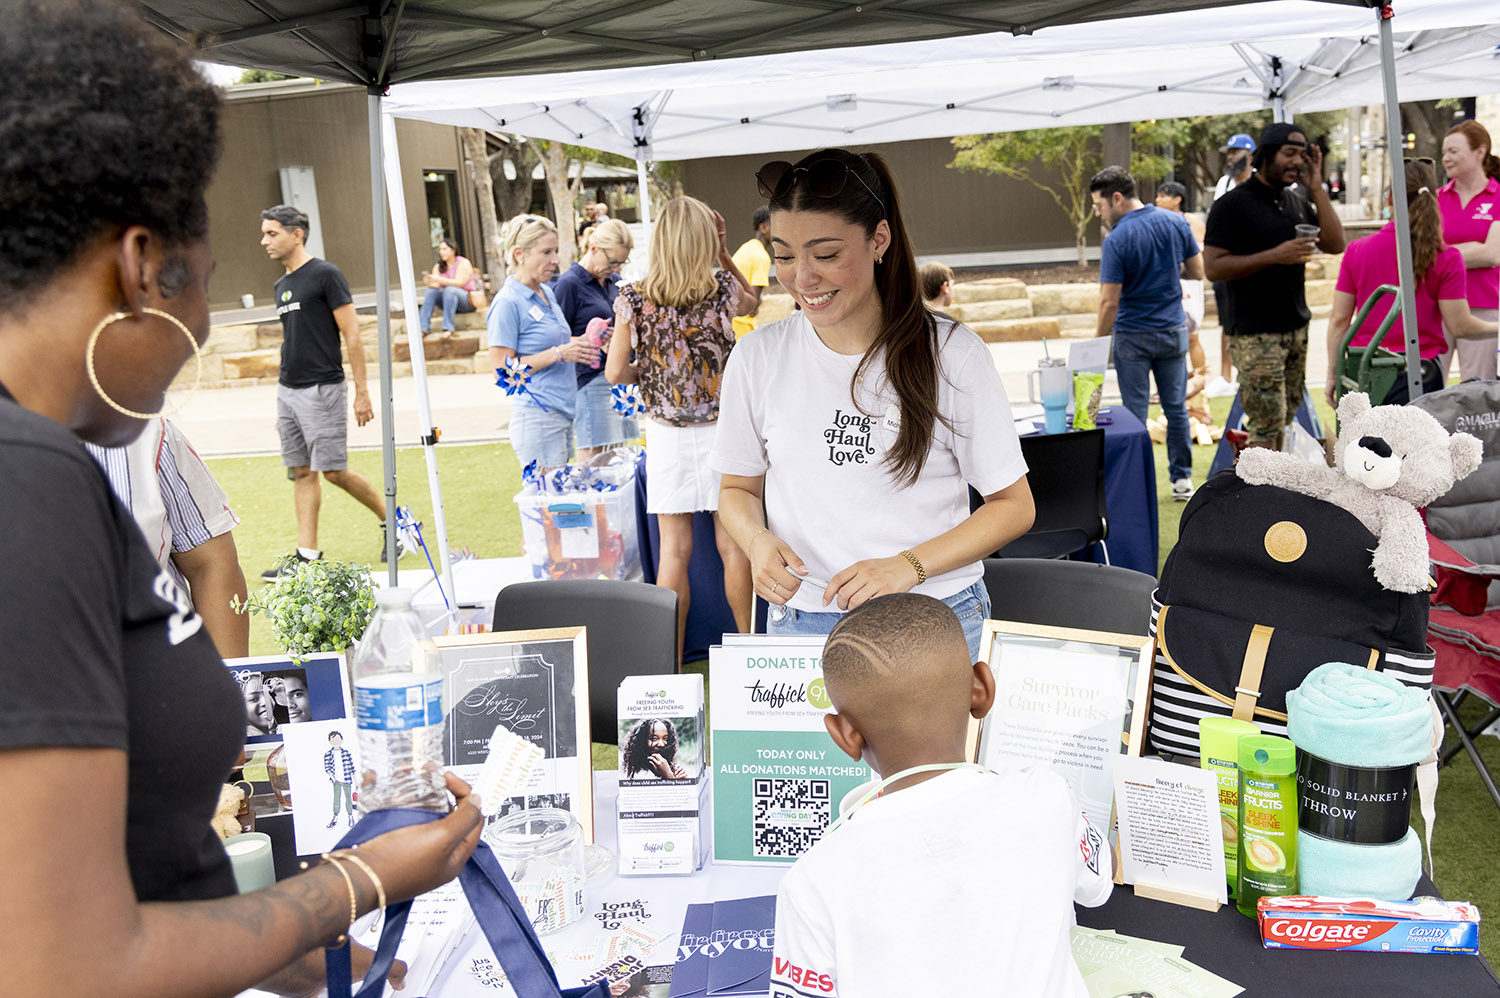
left=755, top=158, right=886, bottom=215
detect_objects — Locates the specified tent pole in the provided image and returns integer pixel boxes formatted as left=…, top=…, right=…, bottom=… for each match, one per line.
left=636, top=158, right=652, bottom=227
left=369, top=89, right=399, bottom=582
left=1376, top=4, right=1423, bottom=401
left=381, top=110, right=459, bottom=619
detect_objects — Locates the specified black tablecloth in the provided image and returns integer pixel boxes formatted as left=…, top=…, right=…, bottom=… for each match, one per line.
left=1076, top=875, right=1500, bottom=997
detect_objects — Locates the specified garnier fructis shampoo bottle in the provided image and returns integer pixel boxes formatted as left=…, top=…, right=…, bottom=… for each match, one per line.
left=1237, top=734, right=1298, bottom=918
left=1198, top=717, right=1259, bottom=897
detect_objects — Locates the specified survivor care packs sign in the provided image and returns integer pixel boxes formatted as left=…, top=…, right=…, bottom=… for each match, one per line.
left=709, top=636, right=872, bottom=866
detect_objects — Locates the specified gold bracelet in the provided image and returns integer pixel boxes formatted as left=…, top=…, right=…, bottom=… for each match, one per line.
left=898, top=549, right=927, bottom=584
left=336, top=850, right=387, bottom=911
left=321, top=854, right=360, bottom=948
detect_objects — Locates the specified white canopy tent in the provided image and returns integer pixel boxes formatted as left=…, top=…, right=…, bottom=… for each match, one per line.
left=382, top=0, right=1499, bottom=159
left=151, top=0, right=1495, bottom=606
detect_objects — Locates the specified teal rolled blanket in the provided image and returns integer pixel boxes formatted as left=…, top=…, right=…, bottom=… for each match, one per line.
left=1286, top=663, right=1433, bottom=899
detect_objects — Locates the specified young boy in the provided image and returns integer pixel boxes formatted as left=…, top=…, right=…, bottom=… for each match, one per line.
left=771, top=594, right=1111, bottom=998
left=920, top=261, right=954, bottom=310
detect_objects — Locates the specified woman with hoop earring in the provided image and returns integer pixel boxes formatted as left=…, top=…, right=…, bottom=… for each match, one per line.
left=710, top=148, right=1035, bottom=660
left=0, top=5, right=480, bottom=995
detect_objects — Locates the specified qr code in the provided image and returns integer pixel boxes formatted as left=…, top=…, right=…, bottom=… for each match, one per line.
left=751, top=778, right=831, bottom=857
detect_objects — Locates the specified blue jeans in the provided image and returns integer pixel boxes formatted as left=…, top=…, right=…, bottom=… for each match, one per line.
left=574, top=375, right=639, bottom=449
left=1114, top=326, right=1191, bottom=481
left=768, top=579, right=991, bottom=662
left=418, top=285, right=474, bottom=332
left=509, top=402, right=575, bottom=469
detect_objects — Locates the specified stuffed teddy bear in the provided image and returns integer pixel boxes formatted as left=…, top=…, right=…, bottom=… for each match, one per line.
left=212, top=782, right=248, bottom=839
left=1235, top=391, right=1483, bottom=593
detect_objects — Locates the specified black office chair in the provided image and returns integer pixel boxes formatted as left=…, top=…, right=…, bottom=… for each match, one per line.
left=492, top=579, right=677, bottom=745
left=978, top=428, right=1109, bottom=562
left=982, top=557, right=1155, bottom=635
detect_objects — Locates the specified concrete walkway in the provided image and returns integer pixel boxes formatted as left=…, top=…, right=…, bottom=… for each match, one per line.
left=170, top=318, right=1334, bottom=460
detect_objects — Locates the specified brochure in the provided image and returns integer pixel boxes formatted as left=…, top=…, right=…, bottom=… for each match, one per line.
left=704, top=895, right=777, bottom=997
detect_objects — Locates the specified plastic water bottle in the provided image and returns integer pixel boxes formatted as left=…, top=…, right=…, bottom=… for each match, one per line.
left=351, top=587, right=448, bottom=812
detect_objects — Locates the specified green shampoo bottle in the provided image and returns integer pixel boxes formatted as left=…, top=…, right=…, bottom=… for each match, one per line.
left=1236, top=734, right=1298, bottom=918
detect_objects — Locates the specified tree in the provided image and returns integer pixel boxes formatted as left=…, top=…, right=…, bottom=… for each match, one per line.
left=537, top=140, right=585, bottom=266
left=459, top=128, right=506, bottom=287
left=1161, top=109, right=1344, bottom=207
left=235, top=68, right=296, bottom=84
left=951, top=121, right=1180, bottom=264
left=490, top=134, right=541, bottom=223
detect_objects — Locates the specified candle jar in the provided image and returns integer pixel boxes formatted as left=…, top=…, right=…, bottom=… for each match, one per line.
left=485, top=808, right=586, bottom=934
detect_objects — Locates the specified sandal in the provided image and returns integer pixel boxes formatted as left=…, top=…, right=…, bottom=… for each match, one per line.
left=438, top=329, right=452, bottom=340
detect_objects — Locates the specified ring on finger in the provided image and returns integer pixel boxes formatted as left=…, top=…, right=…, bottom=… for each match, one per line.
left=771, top=580, right=780, bottom=595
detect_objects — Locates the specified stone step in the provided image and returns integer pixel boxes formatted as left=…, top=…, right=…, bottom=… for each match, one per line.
left=1053, top=313, right=1097, bottom=332
left=1028, top=284, right=1101, bottom=316
left=948, top=298, right=1033, bottom=323
left=969, top=317, right=1066, bottom=343
left=757, top=295, right=797, bottom=325
left=952, top=279, right=1028, bottom=303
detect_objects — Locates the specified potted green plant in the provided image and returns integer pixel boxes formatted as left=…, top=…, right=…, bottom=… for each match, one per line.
left=235, top=557, right=377, bottom=661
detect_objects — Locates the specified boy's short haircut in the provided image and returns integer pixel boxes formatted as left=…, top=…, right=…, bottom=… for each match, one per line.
left=919, top=262, right=954, bottom=302
left=823, top=593, right=968, bottom=693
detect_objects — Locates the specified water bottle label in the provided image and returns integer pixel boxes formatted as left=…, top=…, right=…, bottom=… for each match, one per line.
left=355, top=676, right=444, bottom=731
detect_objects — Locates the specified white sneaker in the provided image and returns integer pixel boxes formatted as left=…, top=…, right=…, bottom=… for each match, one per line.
left=1172, top=478, right=1195, bottom=501
left=1204, top=376, right=1238, bottom=398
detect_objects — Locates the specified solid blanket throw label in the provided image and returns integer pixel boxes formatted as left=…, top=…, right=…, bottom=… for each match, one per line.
left=1295, top=750, right=1416, bottom=844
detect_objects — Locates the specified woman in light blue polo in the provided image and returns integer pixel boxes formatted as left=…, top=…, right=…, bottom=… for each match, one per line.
left=487, top=214, right=599, bottom=469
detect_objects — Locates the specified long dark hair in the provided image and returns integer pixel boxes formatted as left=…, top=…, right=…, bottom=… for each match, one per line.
left=1403, top=160, right=1444, bottom=285
left=622, top=718, right=679, bottom=777
left=768, top=148, right=944, bottom=488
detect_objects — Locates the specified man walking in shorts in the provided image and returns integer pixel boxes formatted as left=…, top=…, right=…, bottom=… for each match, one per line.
left=259, top=204, right=395, bottom=580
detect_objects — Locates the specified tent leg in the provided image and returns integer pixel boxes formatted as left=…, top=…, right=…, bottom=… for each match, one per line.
left=382, top=110, right=459, bottom=619
left=636, top=158, right=652, bottom=227
left=369, top=90, right=399, bottom=582
left=1376, top=5, right=1423, bottom=401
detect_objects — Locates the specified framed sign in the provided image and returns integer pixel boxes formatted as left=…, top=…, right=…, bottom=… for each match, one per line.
left=434, top=627, right=593, bottom=842
left=969, top=622, right=1153, bottom=855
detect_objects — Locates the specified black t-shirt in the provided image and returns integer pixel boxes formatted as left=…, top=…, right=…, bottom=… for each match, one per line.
left=0, top=384, right=244, bottom=902
left=275, top=257, right=353, bottom=388
left=1204, top=178, right=1317, bottom=335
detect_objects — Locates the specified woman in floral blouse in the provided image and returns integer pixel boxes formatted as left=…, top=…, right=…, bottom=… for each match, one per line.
left=607, top=196, right=756, bottom=658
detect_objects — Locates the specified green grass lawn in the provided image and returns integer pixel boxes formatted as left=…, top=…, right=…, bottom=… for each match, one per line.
left=209, top=416, right=1500, bottom=967
left=208, top=442, right=524, bottom=656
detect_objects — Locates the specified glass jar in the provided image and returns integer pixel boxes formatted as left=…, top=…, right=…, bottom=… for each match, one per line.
left=485, top=807, right=586, bottom=934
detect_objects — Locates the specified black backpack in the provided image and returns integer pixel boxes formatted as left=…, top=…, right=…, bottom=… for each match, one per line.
left=1148, top=470, right=1434, bottom=758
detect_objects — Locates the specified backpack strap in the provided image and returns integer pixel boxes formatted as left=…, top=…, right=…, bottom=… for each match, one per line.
left=1232, top=624, right=1275, bottom=721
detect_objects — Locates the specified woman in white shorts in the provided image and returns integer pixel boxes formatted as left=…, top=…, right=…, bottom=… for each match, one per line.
left=607, top=196, right=756, bottom=658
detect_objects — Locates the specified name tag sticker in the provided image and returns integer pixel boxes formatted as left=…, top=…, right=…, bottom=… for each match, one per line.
left=882, top=405, right=901, bottom=434
left=528, top=304, right=547, bottom=322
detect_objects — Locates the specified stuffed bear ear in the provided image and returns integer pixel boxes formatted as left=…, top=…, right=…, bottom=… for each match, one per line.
left=1338, top=391, right=1371, bottom=425
left=1450, top=431, right=1484, bottom=481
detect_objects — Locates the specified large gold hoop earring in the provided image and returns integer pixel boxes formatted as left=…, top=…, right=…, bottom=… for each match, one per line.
left=84, top=307, right=203, bottom=420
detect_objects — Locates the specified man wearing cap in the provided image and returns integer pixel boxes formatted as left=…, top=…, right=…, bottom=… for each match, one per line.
left=1213, top=133, right=1256, bottom=202
left=1204, top=122, right=1346, bottom=451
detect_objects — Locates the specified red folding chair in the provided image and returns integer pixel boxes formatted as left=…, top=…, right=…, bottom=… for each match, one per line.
left=1412, top=381, right=1500, bottom=812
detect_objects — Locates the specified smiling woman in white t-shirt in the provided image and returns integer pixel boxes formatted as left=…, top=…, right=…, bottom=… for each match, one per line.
left=710, top=148, right=1035, bottom=658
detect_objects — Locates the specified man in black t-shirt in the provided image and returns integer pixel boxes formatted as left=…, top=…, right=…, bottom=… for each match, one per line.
left=259, top=205, right=395, bottom=580
left=1204, top=123, right=1346, bottom=450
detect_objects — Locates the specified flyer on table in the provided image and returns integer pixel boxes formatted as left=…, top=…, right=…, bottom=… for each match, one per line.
left=709, top=638, right=873, bottom=866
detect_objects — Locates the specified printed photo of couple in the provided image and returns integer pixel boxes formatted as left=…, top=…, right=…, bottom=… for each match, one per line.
left=225, top=652, right=352, bottom=746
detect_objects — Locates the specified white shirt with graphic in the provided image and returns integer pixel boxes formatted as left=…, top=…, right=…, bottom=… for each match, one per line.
left=710, top=313, right=1026, bottom=612
left=770, top=767, right=1112, bottom=998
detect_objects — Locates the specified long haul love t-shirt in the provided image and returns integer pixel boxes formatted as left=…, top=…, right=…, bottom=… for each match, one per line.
left=710, top=313, right=1026, bottom=612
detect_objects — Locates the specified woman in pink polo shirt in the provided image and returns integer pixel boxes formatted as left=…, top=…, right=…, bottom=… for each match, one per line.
left=1325, top=160, right=1496, bottom=407
left=1438, top=120, right=1500, bottom=381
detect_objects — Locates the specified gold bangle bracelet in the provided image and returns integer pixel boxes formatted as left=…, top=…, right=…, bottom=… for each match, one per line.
left=898, top=549, right=927, bottom=584
left=320, top=854, right=360, bottom=948
left=336, top=850, right=388, bottom=911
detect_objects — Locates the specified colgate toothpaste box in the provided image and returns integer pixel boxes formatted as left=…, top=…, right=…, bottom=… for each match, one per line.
left=1259, top=896, right=1480, bottom=954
